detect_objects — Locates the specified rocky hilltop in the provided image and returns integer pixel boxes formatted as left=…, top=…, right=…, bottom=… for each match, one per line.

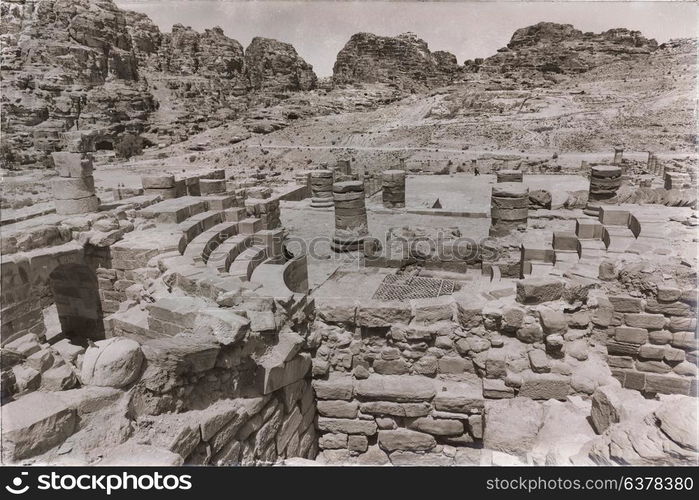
left=1, top=0, right=157, bottom=166
left=1, top=0, right=317, bottom=167
left=333, top=32, right=459, bottom=91
left=475, top=22, right=659, bottom=77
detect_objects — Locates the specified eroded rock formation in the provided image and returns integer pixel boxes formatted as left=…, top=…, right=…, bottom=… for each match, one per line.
left=333, top=32, right=459, bottom=90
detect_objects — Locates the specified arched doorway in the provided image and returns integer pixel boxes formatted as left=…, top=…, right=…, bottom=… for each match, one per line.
left=48, top=263, right=105, bottom=343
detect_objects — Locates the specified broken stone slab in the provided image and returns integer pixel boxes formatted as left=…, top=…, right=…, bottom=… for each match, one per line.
left=81, top=337, right=144, bottom=388
left=195, top=308, right=250, bottom=346
left=590, top=384, right=654, bottom=434
left=655, top=397, right=698, bottom=451
left=433, top=379, right=484, bottom=412
left=482, top=378, right=515, bottom=399
left=516, top=277, right=565, bottom=304
left=256, top=352, right=311, bottom=395
left=141, top=335, right=220, bottom=389
left=483, top=397, right=544, bottom=456
left=42, top=364, right=78, bottom=391
left=1, top=392, right=77, bottom=461
left=355, top=375, right=436, bottom=402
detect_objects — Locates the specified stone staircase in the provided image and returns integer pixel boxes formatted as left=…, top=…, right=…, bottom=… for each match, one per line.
left=520, top=207, right=648, bottom=279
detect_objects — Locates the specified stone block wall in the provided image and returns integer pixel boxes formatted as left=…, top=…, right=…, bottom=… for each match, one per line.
left=312, top=374, right=483, bottom=465
left=600, top=291, right=698, bottom=396
left=310, top=280, right=616, bottom=463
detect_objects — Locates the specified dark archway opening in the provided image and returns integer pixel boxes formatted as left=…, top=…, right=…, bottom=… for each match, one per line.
left=95, top=140, right=114, bottom=151
left=49, top=263, right=105, bottom=344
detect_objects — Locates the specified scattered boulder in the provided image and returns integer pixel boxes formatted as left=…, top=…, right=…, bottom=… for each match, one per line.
left=81, top=338, right=144, bottom=388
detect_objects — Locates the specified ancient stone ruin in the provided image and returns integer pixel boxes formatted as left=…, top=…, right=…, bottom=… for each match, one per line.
left=0, top=0, right=696, bottom=469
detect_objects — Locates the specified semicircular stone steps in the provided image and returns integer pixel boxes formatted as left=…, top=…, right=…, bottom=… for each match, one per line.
left=228, top=246, right=269, bottom=281
left=182, top=221, right=240, bottom=264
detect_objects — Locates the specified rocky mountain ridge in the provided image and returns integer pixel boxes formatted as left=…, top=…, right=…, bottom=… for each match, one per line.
left=1, top=0, right=317, bottom=167
left=333, top=32, right=459, bottom=91
left=0, top=0, right=694, bottom=170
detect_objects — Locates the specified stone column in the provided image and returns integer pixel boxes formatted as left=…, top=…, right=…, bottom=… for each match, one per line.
left=489, top=183, right=528, bottom=236
left=310, top=170, right=334, bottom=208
left=496, top=170, right=523, bottom=183
left=51, top=152, right=99, bottom=215
left=332, top=181, right=368, bottom=252
left=613, top=146, right=624, bottom=165
left=584, top=165, right=622, bottom=216
left=382, top=170, right=406, bottom=208
left=647, top=151, right=656, bottom=173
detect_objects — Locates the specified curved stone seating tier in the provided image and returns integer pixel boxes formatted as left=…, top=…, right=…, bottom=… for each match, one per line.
left=228, top=246, right=268, bottom=282
left=156, top=253, right=245, bottom=302
left=176, top=210, right=225, bottom=253
left=182, top=221, right=239, bottom=263
left=206, top=234, right=254, bottom=272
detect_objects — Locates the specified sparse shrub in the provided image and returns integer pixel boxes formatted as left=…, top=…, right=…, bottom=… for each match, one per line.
left=114, top=133, right=144, bottom=159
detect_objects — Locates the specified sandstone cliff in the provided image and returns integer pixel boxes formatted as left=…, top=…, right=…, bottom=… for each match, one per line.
left=1, top=0, right=157, bottom=166
left=1, top=0, right=318, bottom=168
left=333, top=32, right=460, bottom=91
left=475, top=22, right=659, bottom=77
left=245, top=37, right=317, bottom=93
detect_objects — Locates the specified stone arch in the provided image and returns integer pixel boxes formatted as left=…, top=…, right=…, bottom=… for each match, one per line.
left=48, top=263, right=105, bottom=343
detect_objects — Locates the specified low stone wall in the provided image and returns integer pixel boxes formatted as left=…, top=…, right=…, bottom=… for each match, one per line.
left=600, top=291, right=698, bottom=396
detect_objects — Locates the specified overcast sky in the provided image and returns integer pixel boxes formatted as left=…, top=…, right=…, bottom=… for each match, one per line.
left=116, top=1, right=698, bottom=76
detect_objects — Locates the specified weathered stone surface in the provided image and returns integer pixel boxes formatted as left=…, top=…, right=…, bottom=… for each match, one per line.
left=101, top=441, right=184, bottom=466
left=483, top=398, right=544, bottom=456
left=516, top=278, right=564, bottom=304
left=519, top=373, right=571, bottom=400
left=407, top=417, right=463, bottom=436
left=359, top=401, right=431, bottom=417
left=81, top=337, right=144, bottom=388
left=317, top=417, right=377, bottom=436
left=1, top=392, right=77, bottom=461
left=312, top=375, right=354, bottom=400
left=378, top=429, right=436, bottom=452
left=317, top=400, right=359, bottom=419
left=355, top=375, right=436, bottom=402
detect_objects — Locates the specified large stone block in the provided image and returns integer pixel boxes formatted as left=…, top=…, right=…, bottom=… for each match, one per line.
left=1, top=392, right=77, bottom=461
left=81, top=337, right=144, bottom=388
left=355, top=375, right=436, bottom=402
left=378, top=429, right=436, bottom=452
left=312, top=375, right=354, bottom=400
left=52, top=152, right=93, bottom=178
left=483, top=397, right=544, bottom=456
left=624, top=313, right=667, bottom=330
left=359, top=401, right=431, bottom=417
left=356, top=301, right=412, bottom=328
left=516, top=278, right=565, bottom=304
left=55, top=195, right=100, bottom=215
left=52, top=176, right=95, bottom=200
left=407, top=417, right=463, bottom=436
left=518, top=373, right=571, bottom=400
left=317, top=417, right=377, bottom=436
